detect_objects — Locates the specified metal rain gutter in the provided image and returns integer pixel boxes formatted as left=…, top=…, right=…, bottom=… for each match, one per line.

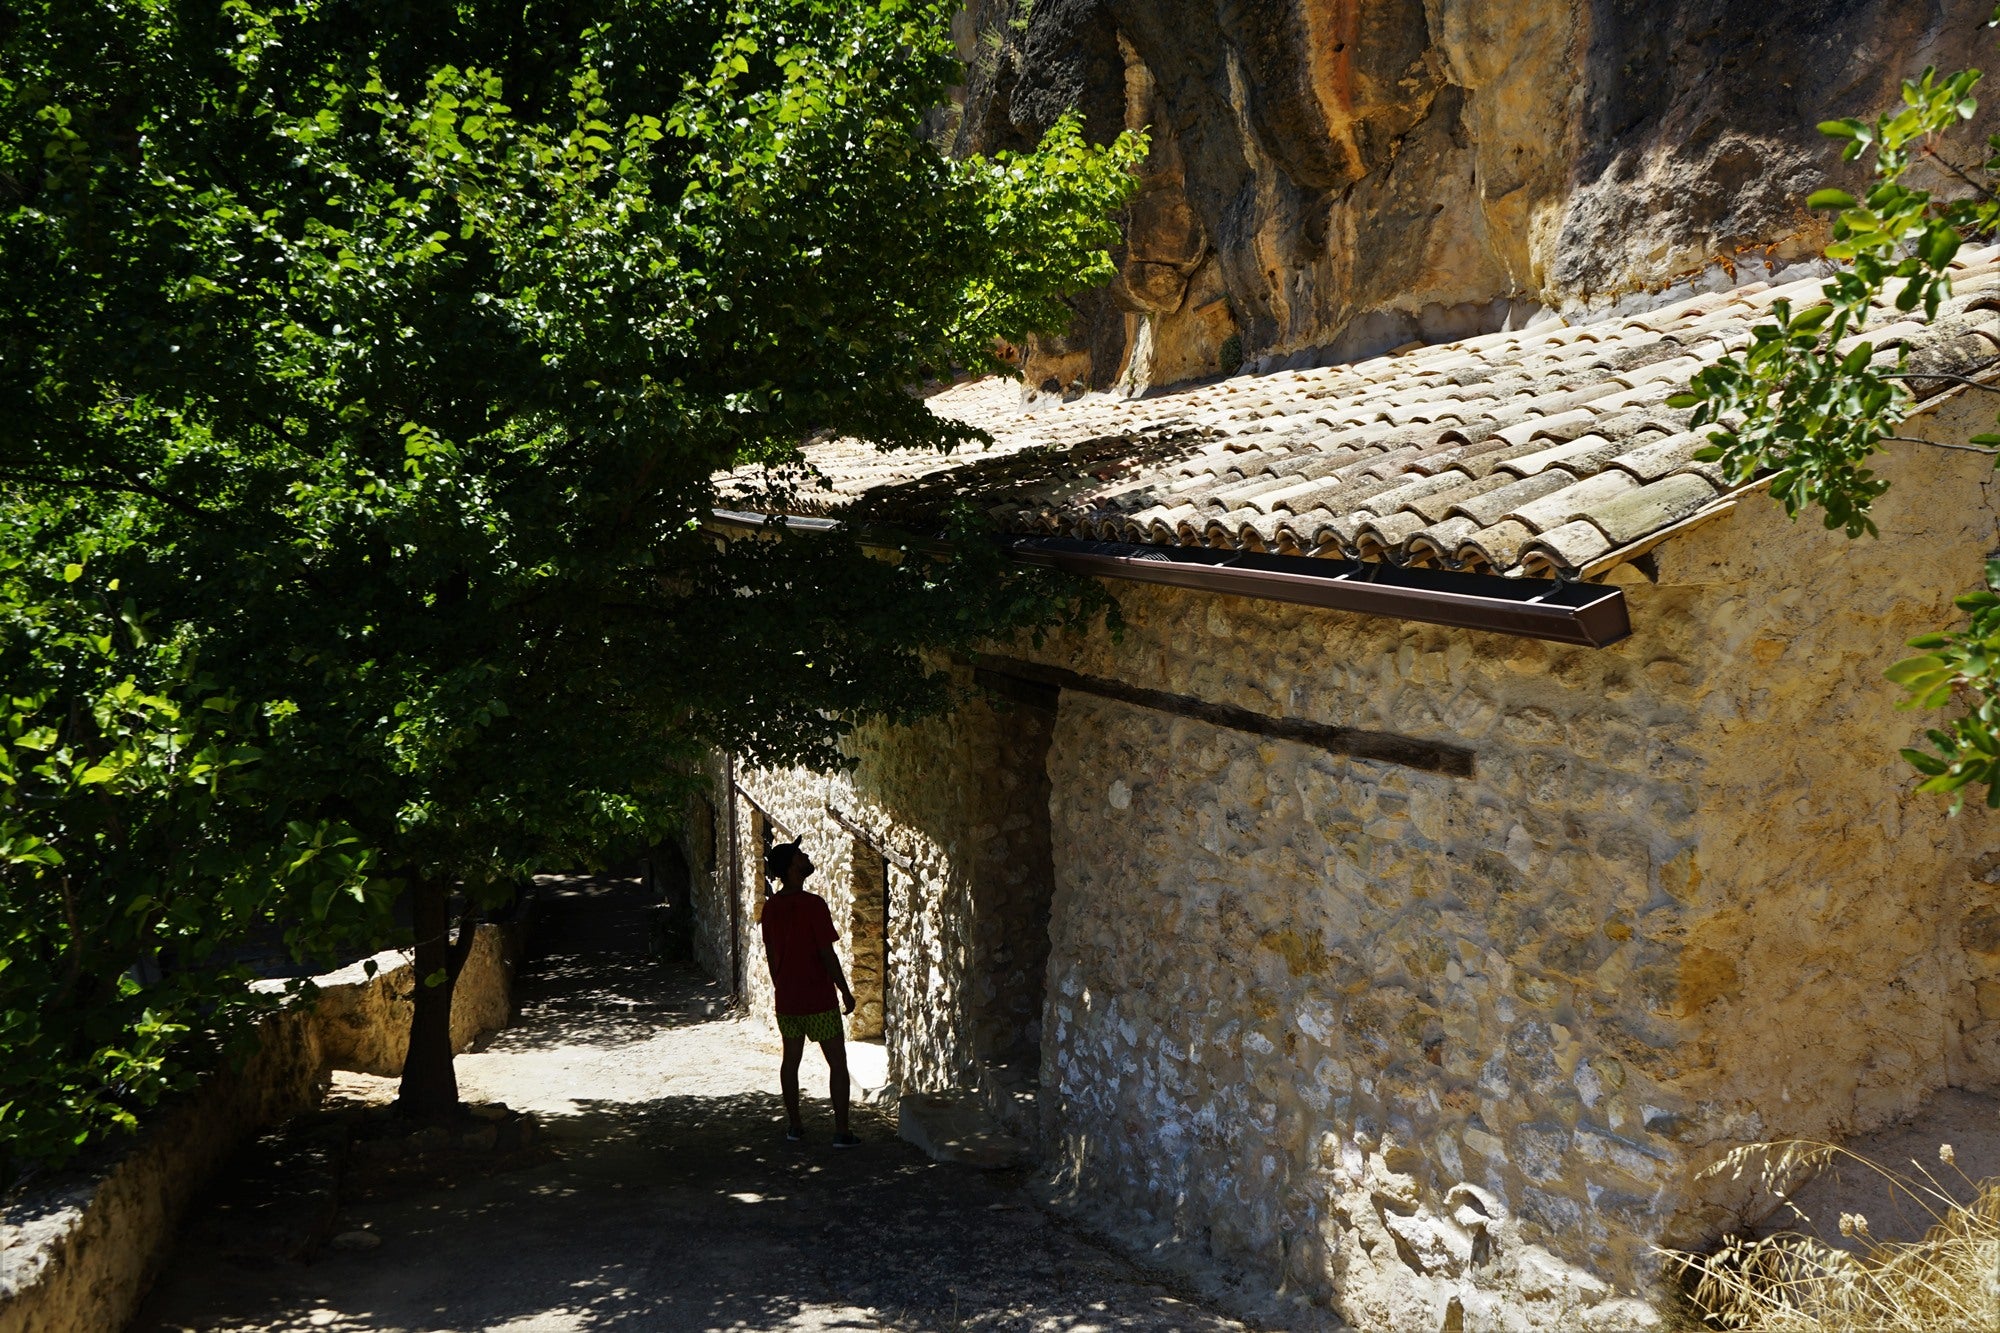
left=708, top=511, right=1631, bottom=648
left=1010, top=537, right=1630, bottom=647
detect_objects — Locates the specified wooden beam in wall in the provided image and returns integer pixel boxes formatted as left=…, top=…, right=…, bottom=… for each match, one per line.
left=823, top=803, right=918, bottom=875
left=731, top=785, right=792, bottom=840
left=974, top=657, right=1476, bottom=780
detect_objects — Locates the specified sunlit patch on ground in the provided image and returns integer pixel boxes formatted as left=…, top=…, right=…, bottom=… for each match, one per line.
left=133, top=875, right=1244, bottom=1333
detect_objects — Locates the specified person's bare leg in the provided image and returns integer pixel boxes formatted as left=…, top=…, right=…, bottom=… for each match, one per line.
left=819, top=1034, right=851, bottom=1135
left=780, top=1034, right=806, bottom=1135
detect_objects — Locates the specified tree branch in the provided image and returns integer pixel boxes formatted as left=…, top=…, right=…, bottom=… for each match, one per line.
left=1882, top=371, right=2000, bottom=392
left=1921, top=143, right=2000, bottom=204
left=1882, top=434, right=2000, bottom=454
left=0, top=469, right=219, bottom=521
left=50, top=875, right=85, bottom=1009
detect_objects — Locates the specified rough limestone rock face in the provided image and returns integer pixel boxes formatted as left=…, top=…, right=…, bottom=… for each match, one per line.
left=948, top=0, right=2000, bottom=393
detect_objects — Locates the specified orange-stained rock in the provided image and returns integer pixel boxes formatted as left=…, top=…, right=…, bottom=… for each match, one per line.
left=964, top=0, right=2000, bottom=390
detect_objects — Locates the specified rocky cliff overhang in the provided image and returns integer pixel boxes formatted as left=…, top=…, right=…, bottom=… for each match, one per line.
left=947, top=0, right=2000, bottom=395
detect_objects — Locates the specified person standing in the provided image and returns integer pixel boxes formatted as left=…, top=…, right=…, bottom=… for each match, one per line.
left=759, top=840, right=859, bottom=1146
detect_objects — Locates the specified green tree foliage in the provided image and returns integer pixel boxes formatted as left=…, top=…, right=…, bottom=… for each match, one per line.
left=0, top=516, right=390, bottom=1177
left=1672, top=48, right=2000, bottom=810
left=0, top=0, right=1139, bottom=1158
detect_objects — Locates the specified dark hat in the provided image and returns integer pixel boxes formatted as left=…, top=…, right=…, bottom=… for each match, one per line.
left=764, top=840, right=804, bottom=880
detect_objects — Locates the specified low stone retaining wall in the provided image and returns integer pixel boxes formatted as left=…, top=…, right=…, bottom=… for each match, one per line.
left=308, top=926, right=519, bottom=1078
left=0, top=924, right=521, bottom=1333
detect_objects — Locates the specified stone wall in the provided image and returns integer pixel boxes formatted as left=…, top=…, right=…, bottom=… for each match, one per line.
left=0, top=1009, right=325, bottom=1333
left=713, top=686, right=1059, bottom=1105
left=1016, top=389, right=2000, bottom=1327
left=0, top=926, right=521, bottom=1333
left=1030, top=596, right=1693, bottom=1329
left=1659, top=388, right=2000, bottom=1234
left=687, top=755, right=737, bottom=996
left=308, top=926, right=519, bottom=1077
left=951, top=0, right=2000, bottom=394
left=692, top=388, right=2000, bottom=1325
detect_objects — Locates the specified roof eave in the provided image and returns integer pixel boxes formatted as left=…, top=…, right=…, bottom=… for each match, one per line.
left=708, top=510, right=1631, bottom=648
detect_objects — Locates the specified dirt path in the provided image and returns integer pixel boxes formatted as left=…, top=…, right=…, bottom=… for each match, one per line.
left=135, top=875, right=1249, bottom=1333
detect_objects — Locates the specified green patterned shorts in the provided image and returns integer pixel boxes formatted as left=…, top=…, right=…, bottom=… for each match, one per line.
left=777, top=1009, right=843, bottom=1042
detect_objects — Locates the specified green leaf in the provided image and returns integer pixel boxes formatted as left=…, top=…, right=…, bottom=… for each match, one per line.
left=1902, top=748, right=1950, bottom=775
left=1926, top=227, right=1963, bottom=268
left=1807, top=188, right=1857, bottom=209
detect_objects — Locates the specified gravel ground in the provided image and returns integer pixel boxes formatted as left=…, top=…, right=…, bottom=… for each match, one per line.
left=133, top=875, right=1251, bottom=1333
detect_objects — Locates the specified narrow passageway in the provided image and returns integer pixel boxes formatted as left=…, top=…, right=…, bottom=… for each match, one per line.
left=136, top=874, right=1245, bottom=1332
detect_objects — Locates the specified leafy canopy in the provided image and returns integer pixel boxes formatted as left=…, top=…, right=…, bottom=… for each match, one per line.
left=0, top=516, right=387, bottom=1170
left=0, top=0, right=1139, bottom=1163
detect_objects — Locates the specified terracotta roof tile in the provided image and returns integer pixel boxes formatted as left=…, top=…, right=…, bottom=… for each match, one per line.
left=1498, top=434, right=1625, bottom=479
left=1450, top=470, right=1580, bottom=526
left=1354, top=468, right=1485, bottom=518
left=1406, top=516, right=1482, bottom=567
left=725, top=244, right=2000, bottom=576
left=1582, top=472, right=1724, bottom=545
left=1403, top=471, right=1520, bottom=523
left=1521, top=520, right=1615, bottom=577
left=1504, top=471, right=1642, bottom=533
left=1607, top=432, right=1722, bottom=484
left=1355, top=511, right=1432, bottom=559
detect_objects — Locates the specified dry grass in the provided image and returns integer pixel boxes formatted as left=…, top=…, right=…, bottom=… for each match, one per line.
left=1663, top=1141, right=2000, bottom=1331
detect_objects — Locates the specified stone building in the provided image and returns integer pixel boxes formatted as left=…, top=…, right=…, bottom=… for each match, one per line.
left=684, top=250, right=2000, bottom=1327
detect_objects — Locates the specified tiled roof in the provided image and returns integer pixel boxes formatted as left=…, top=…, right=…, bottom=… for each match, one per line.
left=727, top=246, right=2000, bottom=579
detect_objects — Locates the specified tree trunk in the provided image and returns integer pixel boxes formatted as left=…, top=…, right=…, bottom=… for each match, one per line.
left=396, top=876, right=461, bottom=1119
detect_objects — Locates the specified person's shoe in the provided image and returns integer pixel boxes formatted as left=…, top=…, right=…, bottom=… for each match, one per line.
left=830, top=1131, right=860, bottom=1149
left=785, top=1126, right=806, bottom=1143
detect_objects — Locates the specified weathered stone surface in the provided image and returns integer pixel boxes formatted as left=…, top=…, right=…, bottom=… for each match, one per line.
left=0, top=926, right=521, bottom=1333
left=0, top=1010, right=325, bottom=1333
left=1651, top=389, right=2000, bottom=1243
left=899, top=1090, right=1034, bottom=1169
left=308, top=927, right=518, bottom=1077
left=957, top=0, right=2000, bottom=391
left=692, top=687, right=1059, bottom=1120
left=695, top=383, right=2000, bottom=1324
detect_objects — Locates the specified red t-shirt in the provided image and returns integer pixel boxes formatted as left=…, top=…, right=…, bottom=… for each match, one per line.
left=760, top=891, right=839, bottom=1015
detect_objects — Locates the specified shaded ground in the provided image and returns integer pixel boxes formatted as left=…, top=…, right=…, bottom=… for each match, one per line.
left=1750, top=1086, right=2000, bottom=1256
left=135, top=875, right=1246, bottom=1333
